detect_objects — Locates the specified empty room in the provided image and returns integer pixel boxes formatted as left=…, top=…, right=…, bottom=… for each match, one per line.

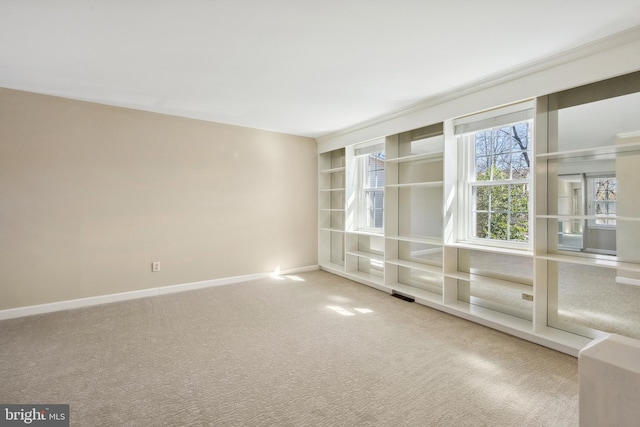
left=2, top=1, right=640, bottom=426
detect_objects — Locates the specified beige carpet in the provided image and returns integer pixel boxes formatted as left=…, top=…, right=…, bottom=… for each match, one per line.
left=0, top=270, right=578, bottom=426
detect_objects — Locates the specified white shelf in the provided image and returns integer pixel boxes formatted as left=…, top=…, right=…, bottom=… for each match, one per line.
left=443, top=300, right=591, bottom=356
left=386, top=235, right=443, bottom=245
left=319, top=227, right=345, bottom=233
left=319, top=208, right=345, bottom=212
left=536, top=253, right=640, bottom=273
left=346, top=250, right=384, bottom=263
left=386, top=181, right=444, bottom=189
left=319, top=187, right=345, bottom=192
left=442, top=300, right=534, bottom=332
left=446, top=242, right=533, bottom=258
left=385, top=152, right=443, bottom=164
left=348, top=270, right=384, bottom=286
left=319, top=166, right=346, bottom=174
left=346, top=230, right=385, bottom=237
left=386, top=258, right=443, bottom=275
left=537, top=141, right=640, bottom=160
left=445, top=271, right=533, bottom=293
left=537, top=215, right=640, bottom=222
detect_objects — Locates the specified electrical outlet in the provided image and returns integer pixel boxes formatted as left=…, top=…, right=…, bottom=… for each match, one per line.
left=151, top=261, right=161, bottom=272
left=522, top=293, right=533, bottom=301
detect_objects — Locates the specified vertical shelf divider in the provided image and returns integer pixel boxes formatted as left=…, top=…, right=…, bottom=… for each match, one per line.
left=442, top=119, right=459, bottom=305
left=533, top=96, right=549, bottom=333
left=318, top=148, right=346, bottom=272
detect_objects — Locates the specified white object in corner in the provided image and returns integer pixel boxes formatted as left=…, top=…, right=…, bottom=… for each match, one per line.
left=579, top=334, right=640, bottom=427
left=616, top=276, right=640, bottom=287
left=0, top=265, right=319, bottom=321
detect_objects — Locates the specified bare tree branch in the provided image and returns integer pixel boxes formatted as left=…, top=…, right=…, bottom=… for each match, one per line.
left=510, top=126, right=530, bottom=167
left=497, top=126, right=530, bottom=168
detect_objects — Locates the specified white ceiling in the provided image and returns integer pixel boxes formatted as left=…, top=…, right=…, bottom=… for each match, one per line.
left=2, top=1, right=640, bottom=138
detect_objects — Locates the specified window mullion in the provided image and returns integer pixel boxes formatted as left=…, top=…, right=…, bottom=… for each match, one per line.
left=507, top=185, right=512, bottom=241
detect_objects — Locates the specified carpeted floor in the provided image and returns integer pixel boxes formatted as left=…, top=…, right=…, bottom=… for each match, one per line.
left=0, top=270, right=578, bottom=426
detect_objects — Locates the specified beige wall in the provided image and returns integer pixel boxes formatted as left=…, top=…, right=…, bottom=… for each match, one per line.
left=0, top=89, right=318, bottom=310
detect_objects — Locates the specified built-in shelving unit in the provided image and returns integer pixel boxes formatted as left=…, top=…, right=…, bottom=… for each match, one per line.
left=318, top=148, right=346, bottom=272
left=537, top=253, right=640, bottom=273
left=318, top=71, right=640, bottom=356
left=345, top=231, right=385, bottom=286
left=535, top=140, right=640, bottom=160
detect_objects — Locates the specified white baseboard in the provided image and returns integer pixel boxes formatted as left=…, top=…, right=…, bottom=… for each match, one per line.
left=0, top=265, right=319, bottom=321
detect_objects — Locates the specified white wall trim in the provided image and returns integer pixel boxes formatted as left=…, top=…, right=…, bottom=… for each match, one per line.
left=317, top=25, right=640, bottom=152
left=0, top=265, right=319, bottom=321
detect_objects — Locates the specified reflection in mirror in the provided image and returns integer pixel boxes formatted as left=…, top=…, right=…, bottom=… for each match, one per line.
left=398, top=159, right=442, bottom=184
left=460, top=280, right=532, bottom=321
left=554, top=90, right=640, bottom=152
left=397, top=123, right=444, bottom=157
left=358, top=257, right=384, bottom=278
left=460, top=250, right=533, bottom=285
left=457, top=250, right=533, bottom=320
left=550, top=261, right=640, bottom=340
left=557, top=174, right=584, bottom=251
left=398, top=186, right=443, bottom=239
left=399, top=267, right=442, bottom=295
left=547, top=72, right=640, bottom=342
left=398, top=241, right=442, bottom=267
left=550, top=148, right=625, bottom=255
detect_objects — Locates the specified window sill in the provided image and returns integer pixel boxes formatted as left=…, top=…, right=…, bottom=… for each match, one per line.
left=447, top=241, right=533, bottom=257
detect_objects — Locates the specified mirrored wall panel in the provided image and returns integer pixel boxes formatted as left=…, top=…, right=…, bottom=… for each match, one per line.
left=548, top=261, right=640, bottom=340
left=551, top=85, right=640, bottom=153
left=397, top=241, right=442, bottom=267
left=545, top=72, right=640, bottom=340
left=456, top=250, right=533, bottom=320
left=398, top=186, right=443, bottom=239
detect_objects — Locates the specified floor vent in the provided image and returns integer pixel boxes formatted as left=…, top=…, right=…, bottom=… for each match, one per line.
left=391, top=292, right=415, bottom=303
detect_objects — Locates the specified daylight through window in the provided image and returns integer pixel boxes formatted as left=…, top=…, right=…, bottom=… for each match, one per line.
left=456, top=104, right=534, bottom=246
left=362, top=152, right=385, bottom=230
left=588, top=176, right=616, bottom=227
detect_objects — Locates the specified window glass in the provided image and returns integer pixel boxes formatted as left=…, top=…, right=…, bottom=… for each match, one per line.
left=590, top=177, right=616, bottom=226
left=463, top=119, right=533, bottom=244
left=359, top=151, right=385, bottom=231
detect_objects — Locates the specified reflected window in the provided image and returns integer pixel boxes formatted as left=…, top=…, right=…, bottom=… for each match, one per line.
left=588, top=176, right=616, bottom=227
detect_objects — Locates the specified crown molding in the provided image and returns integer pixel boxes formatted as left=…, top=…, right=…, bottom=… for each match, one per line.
left=317, top=25, right=640, bottom=147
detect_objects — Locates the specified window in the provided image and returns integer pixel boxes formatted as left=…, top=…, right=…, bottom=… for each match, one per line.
left=588, top=175, right=616, bottom=227
left=455, top=103, right=533, bottom=247
left=363, top=152, right=385, bottom=229
left=353, top=142, right=385, bottom=232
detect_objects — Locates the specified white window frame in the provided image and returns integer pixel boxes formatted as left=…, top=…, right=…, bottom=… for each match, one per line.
left=353, top=142, right=385, bottom=233
left=455, top=102, right=534, bottom=250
